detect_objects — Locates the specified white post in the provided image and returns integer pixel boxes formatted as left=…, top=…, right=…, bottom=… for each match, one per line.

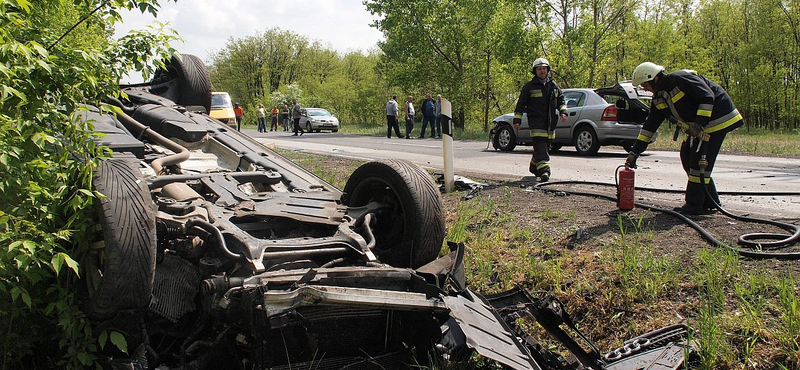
left=441, top=98, right=454, bottom=193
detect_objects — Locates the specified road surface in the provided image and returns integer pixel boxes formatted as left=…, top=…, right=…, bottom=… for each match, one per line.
left=249, top=130, right=800, bottom=220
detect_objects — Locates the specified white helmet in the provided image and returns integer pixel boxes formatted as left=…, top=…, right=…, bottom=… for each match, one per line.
left=532, top=57, right=551, bottom=72
left=632, top=62, right=664, bottom=86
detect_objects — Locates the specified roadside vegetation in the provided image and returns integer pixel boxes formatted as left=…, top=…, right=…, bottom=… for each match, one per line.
left=277, top=148, right=800, bottom=370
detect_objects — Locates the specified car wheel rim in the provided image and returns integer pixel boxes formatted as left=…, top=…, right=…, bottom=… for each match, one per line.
left=577, top=131, right=593, bottom=152
left=498, top=129, right=511, bottom=147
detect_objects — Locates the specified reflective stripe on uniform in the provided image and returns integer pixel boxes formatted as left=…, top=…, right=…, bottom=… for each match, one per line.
left=688, top=175, right=712, bottom=184
left=697, top=103, right=713, bottom=117
left=705, top=110, right=742, bottom=133
left=637, top=129, right=655, bottom=142
left=530, top=128, right=548, bottom=138
left=670, top=90, right=685, bottom=103
left=530, top=89, right=543, bottom=98
left=514, top=113, right=522, bottom=119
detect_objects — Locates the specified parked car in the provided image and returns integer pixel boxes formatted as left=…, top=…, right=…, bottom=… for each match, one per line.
left=299, top=107, right=340, bottom=132
left=84, top=54, right=689, bottom=370
left=209, top=91, right=236, bottom=128
left=489, top=81, right=657, bottom=155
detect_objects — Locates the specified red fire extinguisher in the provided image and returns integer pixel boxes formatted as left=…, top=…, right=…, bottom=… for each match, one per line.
left=616, top=165, right=635, bottom=211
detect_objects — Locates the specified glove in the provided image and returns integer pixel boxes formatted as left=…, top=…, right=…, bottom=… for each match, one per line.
left=687, top=122, right=705, bottom=139
left=625, top=152, right=638, bottom=169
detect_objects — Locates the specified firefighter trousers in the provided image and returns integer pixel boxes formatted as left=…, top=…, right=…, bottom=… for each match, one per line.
left=680, top=131, right=727, bottom=209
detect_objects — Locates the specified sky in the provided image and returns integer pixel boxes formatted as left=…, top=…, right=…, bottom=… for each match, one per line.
left=113, top=0, right=384, bottom=66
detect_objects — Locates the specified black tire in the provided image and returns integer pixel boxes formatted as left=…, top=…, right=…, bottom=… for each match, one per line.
left=150, top=53, right=212, bottom=113
left=332, top=129, right=339, bottom=133
left=306, top=122, right=312, bottom=133
left=84, top=158, right=156, bottom=320
left=343, top=160, right=445, bottom=268
left=492, top=125, right=517, bottom=151
left=574, top=126, right=600, bottom=155
left=549, top=143, right=563, bottom=152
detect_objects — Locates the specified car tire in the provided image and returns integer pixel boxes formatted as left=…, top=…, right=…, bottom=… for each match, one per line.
left=574, top=126, right=600, bottom=155
left=84, top=158, right=157, bottom=320
left=306, top=123, right=312, bottom=133
left=149, top=53, right=212, bottom=113
left=492, top=124, right=517, bottom=151
left=343, top=160, right=445, bottom=268
left=332, top=129, right=339, bottom=133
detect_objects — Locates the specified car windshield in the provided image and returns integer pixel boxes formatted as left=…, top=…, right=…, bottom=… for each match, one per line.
left=211, top=93, right=232, bottom=108
left=308, top=109, right=331, bottom=116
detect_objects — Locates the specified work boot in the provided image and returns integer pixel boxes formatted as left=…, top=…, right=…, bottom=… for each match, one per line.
left=528, top=162, right=536, bottom=174
left=539, top=172, right=550, bottom=182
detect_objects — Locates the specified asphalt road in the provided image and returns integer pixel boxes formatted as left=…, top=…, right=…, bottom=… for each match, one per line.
left=249, top=129, right=800, bottom=220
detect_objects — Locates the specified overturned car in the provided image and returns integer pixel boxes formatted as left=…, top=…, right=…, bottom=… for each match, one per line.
left=81, top=53, right=691, bottom=370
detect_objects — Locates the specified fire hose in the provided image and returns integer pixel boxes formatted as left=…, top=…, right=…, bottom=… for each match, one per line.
left=534, top=176, right=800, bottom=260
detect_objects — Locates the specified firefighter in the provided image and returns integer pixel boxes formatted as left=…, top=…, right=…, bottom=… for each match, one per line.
left=513, top=57, right=568, bottom=182
left=625, top=62, right=743, bottom=215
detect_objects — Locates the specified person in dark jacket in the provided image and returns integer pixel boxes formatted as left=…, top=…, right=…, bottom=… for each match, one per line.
left=419, top=93, right=437, bottom=138
left=513, top=57, right=568, bottom=182
left=625, top=62, right=743, bottom=215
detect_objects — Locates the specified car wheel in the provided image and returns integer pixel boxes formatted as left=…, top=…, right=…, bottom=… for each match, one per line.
left=332, top=129, right=339, bottom=133
left=574, top=126, right=600, bottom=155
left=492, top=125, right=517, bottom=151
left=343, top=160, right=445, bottom=268
left=549, top=143, right=562, bottom=153
left=84, top=158, right=157, bottom=320
left=306, top=123, right=312, bottom=133
left=150, top=53, right=212, bottom=113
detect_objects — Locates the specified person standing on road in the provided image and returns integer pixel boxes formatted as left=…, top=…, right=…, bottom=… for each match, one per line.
left=256, top=103, right=266, bottom=133
left=270, top=106, right=279, bottom=131
left=281, top=104, right=290, bottom=131
left=625, top=62, right=743, bottom=215
left=404, top=95, right=415, bottom=139
left=433, top=94, right=442, bottom=139
left=385, top=95, right=402, bottom=138
left=513, top=58, right=568, bottom=182
left=234, top=102, right=244, bottom=132
left=291, top=99, right=304, bottom=136
left=419, top=93, right=436, bottom=139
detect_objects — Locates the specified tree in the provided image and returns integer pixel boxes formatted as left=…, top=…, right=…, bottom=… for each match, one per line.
left=0, top=1, right=177, bottom=368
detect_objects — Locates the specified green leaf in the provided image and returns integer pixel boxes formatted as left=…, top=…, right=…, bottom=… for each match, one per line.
left=110, top=331, right=128, bottom=354
left=99, top=330, right=108, bottom=349
left=52, top=253, right=63, bottom=276
left=21, top=291, right=31, bottom=308
left=22, top=240, right=35, bottom=253
left=63, top=253, right=80, bottom=276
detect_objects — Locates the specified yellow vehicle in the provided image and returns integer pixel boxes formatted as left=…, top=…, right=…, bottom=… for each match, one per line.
left=210, top=92, right=236, bottom=128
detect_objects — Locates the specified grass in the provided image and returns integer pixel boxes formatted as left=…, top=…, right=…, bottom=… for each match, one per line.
left=272, top=147, right=800, bottom=369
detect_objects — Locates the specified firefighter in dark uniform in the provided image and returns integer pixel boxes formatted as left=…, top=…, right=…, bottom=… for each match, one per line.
left=625, top=62, right=743, bottom=215
left=513, top=57, right=568, bottom=182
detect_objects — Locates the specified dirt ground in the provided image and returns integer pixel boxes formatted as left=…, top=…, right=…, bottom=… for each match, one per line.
left=442, top=172, right=800, bottom=274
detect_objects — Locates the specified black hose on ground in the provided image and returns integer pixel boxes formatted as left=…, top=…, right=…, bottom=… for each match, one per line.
left=533, top=180, right=800, bottom=260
